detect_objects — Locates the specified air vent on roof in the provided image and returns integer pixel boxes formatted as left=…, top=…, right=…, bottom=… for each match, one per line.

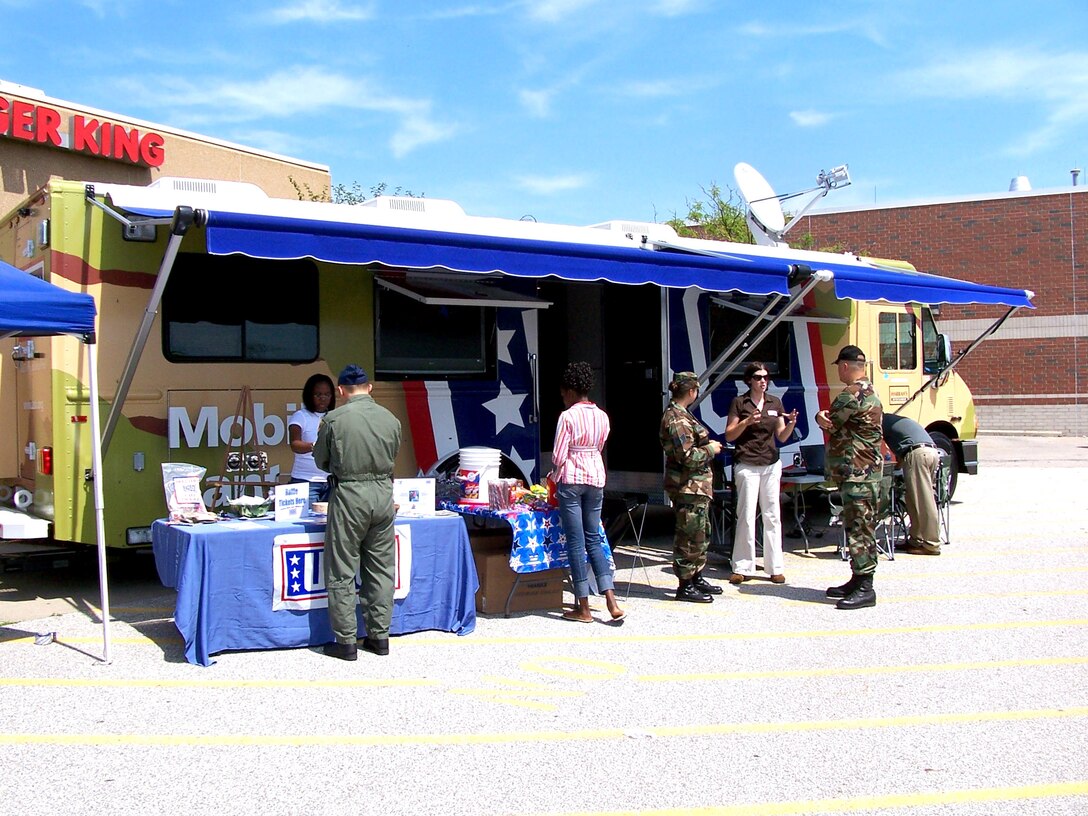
left=588, top=219, right=679, bottom=242
left=360, top=196, right=466, bottom=218
left=146, top=177, right=268, bottom=199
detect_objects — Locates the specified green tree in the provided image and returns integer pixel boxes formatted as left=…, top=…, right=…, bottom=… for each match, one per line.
left=288, top=177, right=424, bottom=204
left=666, top=183, right=753, bottom=243
left=667, top=182, right=844, bottom=253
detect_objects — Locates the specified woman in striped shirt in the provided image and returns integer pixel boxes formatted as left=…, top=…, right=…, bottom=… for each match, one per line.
left=551, top=362, right=625, bottom=623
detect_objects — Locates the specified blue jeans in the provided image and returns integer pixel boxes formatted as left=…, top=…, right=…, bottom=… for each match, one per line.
left=558, top=482, right=614, bottom=599
left=308, top=480, right=330, bottom=504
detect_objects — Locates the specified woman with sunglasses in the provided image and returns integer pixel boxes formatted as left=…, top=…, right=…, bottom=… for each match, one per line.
left=725, top=362, right=798, bottom=585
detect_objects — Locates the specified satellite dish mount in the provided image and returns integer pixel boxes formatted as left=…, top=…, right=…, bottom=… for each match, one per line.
left=734, top=162, right=851, bottom=247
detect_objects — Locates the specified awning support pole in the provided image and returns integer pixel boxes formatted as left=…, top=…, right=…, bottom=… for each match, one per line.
left=693, top=269, right=829, bottom=409
left=894, top=305, right=1022, bottom=414
left=102, top=206, right=201, bottom=456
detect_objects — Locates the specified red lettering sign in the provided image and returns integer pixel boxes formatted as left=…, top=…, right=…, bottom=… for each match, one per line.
left=10, top=100, right=35, bottom=140
left=0, top=96, right=166, bottom=166
left=72, top=115, right=101, bottom=155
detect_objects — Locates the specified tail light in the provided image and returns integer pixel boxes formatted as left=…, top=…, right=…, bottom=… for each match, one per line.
left=39, top=446, right=53, bottom=476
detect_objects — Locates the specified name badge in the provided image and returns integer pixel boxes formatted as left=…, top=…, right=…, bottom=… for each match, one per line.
left=766, top=409, right=779, bottom=417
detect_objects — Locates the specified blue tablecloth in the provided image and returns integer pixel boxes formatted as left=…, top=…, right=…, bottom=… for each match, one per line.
left=153, top=514, right=478, bottom=666
left=440, top=501, right=613, bottom=574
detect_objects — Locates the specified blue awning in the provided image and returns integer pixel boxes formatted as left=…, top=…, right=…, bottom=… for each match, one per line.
left=110, top=195, right=1033, bottom=308
left=199, top=210, right=791, bottom=296
left=824, top=259, right=1035, bottom=308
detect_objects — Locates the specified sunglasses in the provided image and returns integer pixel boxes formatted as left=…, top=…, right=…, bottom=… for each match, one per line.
left=750, top=373, right=769, bottom=381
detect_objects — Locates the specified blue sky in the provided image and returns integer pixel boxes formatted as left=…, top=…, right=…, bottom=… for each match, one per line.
left=3, top=0, right=1088, bottom=225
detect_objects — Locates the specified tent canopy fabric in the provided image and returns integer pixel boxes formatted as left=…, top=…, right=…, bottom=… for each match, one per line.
left=0, top=260, right=97, bottom=338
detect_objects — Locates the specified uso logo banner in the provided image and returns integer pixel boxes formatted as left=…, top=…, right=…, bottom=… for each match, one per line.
left=272, top=525, right=413, bottom=610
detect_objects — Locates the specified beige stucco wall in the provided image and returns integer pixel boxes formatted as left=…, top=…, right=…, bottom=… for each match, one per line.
left=0, top=83, right=330, bottom=216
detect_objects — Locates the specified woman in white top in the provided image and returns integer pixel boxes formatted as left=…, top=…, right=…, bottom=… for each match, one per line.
left=288, top=373, right=336, bottom=504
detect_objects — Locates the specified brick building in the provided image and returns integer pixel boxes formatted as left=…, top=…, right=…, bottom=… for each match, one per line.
left=794, top=185, right=1088, bottom=436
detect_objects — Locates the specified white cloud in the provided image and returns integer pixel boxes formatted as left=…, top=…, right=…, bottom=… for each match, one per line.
left=790, top=109, right=833, bottom=127
left=897, top=48, right=1088, bottom=156
left=516, top=173, right=592, bottom=194
left=519, top=88, right=555, bottom=118
left=738, top=18, right=888, bottom=47
left=120, top=66, right=450, bottom=157
left=620, top=79, right=688, bottom=98
left=650, top=0, right=702, bottom=16
left=524, top=0, right=601, bottom=23
left=267, top=0, right=376, bottom=24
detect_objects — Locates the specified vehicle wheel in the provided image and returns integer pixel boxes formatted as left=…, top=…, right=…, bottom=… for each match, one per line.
left=928, top=431, right=958, bottom=498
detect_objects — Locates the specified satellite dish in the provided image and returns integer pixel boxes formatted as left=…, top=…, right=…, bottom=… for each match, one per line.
left=734, top=161, right=853, bottom=246
left=734, top=162, right=786, bottom=234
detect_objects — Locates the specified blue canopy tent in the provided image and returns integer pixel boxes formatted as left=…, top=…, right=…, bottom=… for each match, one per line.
left=0, top=261, right=112, bottom=663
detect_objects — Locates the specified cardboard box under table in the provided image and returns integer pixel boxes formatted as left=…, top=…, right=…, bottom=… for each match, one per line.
left=447, top=501, right=614, bottom=617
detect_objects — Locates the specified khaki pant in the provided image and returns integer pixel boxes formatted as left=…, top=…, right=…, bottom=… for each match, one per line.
left=324, top=480, right=396, bottom=642
left=903, top=445, right=942, bottom=551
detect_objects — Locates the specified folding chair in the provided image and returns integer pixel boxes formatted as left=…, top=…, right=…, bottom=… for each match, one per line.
left=934, top=451, right=952, bottom=547
left=875, top=465, right=908, bottom=561
left=604, top=491, right=650, bottom=600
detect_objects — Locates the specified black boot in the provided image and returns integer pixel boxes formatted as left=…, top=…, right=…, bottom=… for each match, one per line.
left=675, top=578, right=713, bottom=603
left=691, top=571, right=723, bottom=595
left=361, top=636, right=390, bottom=656
left=826, top=574, right=861, bottom=599
left=836, top=573, right=876, bottom=609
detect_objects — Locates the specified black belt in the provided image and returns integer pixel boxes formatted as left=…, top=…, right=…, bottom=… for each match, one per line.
left=902, top=442, right=935, bottom=455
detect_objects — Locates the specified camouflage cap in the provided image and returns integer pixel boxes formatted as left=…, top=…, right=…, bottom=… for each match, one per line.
left=669, top=371, right=700, bottom=390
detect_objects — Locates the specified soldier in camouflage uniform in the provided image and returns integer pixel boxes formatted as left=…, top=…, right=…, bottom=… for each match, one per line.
left=660, top=372, right=724, bottom=603
left=815, top=346, right=883, bottom=609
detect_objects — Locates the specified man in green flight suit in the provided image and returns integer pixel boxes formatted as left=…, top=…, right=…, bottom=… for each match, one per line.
left=313, top=364, right=402, bottom=660
left=815, top=346, right=883, bottom=610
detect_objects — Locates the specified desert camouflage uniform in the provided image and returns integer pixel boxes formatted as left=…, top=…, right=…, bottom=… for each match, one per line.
left=660, top=401, right=716, bottom=580
left=826, top=379, right=884, bottom=575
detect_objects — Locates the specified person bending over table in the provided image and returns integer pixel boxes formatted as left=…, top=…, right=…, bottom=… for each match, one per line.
left=814, top=346, right=884, bottom=610
left=660, top=371, right=724, bottom=603
left=725, top=361, right=798, bottom=586
left=882, top=414, right=943, bottom=555
left=288, top=373, right=335, bottom=506
left=313, top=364, right=402, bottom=660
left=551, top=362, right=624, bottom=624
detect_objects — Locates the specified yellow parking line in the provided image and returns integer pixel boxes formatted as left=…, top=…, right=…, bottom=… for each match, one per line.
left=0, top=706, right=1084, bottom=746
left=637, top=654, right=1088, bottom=682
left=3, top=617, right=1086, bottom=648
left=0, top=677, right=437, bottom=688
left=545, top=780, right=1088, bottom=816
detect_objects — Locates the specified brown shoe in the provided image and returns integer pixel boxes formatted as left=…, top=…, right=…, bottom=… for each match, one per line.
left=900, top=543, right=941, bottom=556
left=770, top=574, right=786, bottom=584
left=728, top=573, right=749, bottom=585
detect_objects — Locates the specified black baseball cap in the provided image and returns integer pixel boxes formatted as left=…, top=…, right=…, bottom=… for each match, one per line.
left=832, top=345, right=866, bottom=364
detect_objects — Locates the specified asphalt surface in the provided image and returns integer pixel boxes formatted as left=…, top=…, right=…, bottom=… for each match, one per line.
left=1, top=434, right=1087, bottom=816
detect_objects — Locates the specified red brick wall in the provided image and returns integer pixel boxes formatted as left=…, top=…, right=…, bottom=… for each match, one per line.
left=795, top=190, right=1088, bottom=430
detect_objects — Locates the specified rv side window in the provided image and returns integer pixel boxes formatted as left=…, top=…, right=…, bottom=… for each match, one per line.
left=921, top=308, right=941, bottom=374
left=374, top=286, right=495, bottom=379
left=161, top=254, right=319, bottom=363
left=707, top=301, right=791, bottom=380
left=877, top=312, right=917, bottom=370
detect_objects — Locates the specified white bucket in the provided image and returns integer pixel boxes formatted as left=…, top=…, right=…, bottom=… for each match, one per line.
left=457, top=447, right=501, bottom=505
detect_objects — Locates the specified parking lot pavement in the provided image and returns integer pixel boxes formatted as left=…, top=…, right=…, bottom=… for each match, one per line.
left=2, top=435, right=1088, bottom=816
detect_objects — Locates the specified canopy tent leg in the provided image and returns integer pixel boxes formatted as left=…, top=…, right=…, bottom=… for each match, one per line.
left=87, top=341, right=112, bottom=664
